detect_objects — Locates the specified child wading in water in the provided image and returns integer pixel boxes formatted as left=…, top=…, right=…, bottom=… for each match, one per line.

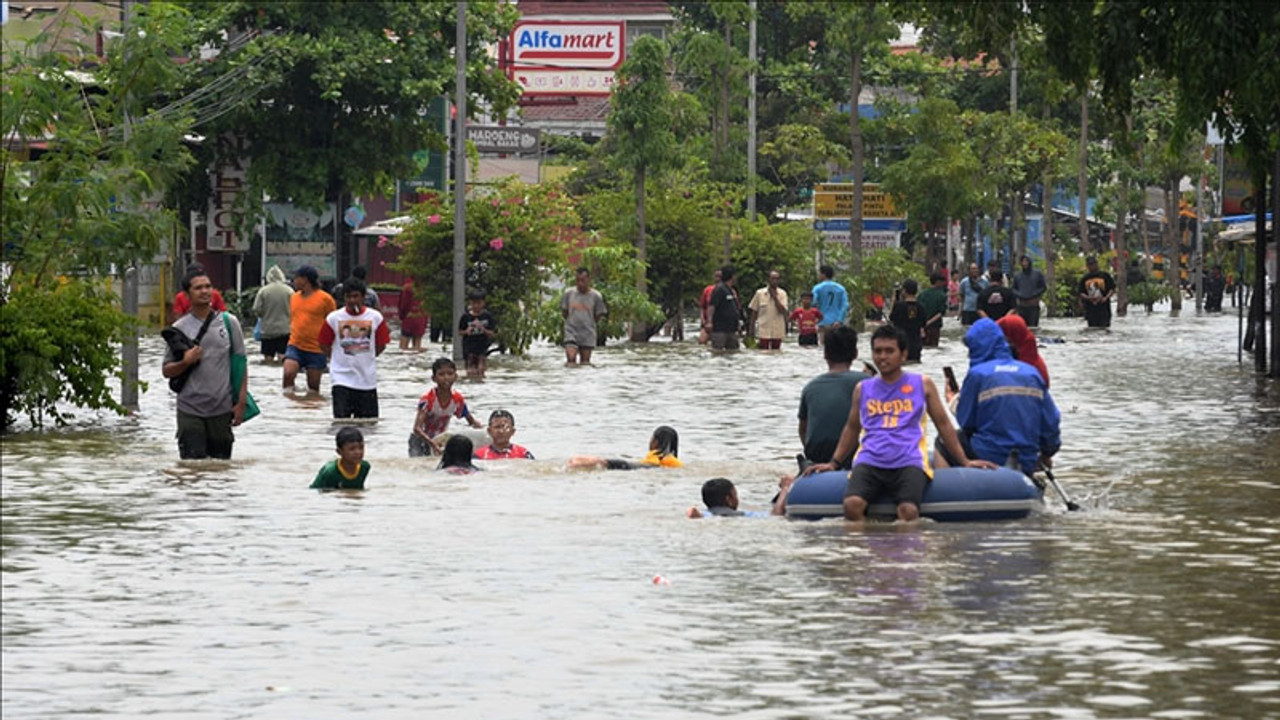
left=409, top=357, right=483, bottom=457
left=789, top=291, right=823, bottom=346
left=568, top=425, right=683, bottom=470
left=458, top=291, right=496, bottom=379
left=311, top=426, right=370, bottom=490
left=475, top=410, right=534, bottom=459
left=439, top=435, right=481, bottom=474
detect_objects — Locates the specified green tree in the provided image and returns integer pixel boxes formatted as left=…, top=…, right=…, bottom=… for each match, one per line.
left=1, top=5, right=197, bottom=429
left=180, top=1, right=520, bottom=209
left=390, top=180, right=570, bottom=355
left=758, top=123, right=849, bottom=210
left=604, top=35, right=679, bottom=340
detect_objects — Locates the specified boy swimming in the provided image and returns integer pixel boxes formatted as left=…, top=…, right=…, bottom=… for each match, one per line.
left=409, top=357, right=484, bottom=457
left=474, top=409, right=534, bottom=459
left=310, top=426, right=370, bottom=490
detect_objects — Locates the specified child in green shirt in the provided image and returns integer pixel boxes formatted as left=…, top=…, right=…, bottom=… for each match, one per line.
left=311, top=426, right=370, bottom=490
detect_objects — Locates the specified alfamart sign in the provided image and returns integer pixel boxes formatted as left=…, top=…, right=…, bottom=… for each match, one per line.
left=511, top=21, right=624, bottom=69
left=509, top=21, right=625, bottom=97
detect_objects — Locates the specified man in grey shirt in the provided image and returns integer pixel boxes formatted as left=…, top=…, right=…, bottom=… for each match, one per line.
left=253, top=264, right=293, bottom=362
left=163, top=270, right=248, bottom=459
left=1010, top=255, right=1047, bottom=328
left=560, top=267, right=607, bottom=365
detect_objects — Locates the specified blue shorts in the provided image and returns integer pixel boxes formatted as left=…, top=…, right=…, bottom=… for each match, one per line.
left=285, top=345, right=327, bottom=370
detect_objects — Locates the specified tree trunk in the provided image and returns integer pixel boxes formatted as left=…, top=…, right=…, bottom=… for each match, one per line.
left=1116, top=169, right=1129, bottom=317
left=1166, top=178, right=1182, bottom=315
left=1253, top=170, right=1267, bottom=373
left=1271, top=146, right=1279, bottom=378
left=631, top=166, right=649, bottom=342
left=1043, top=160, right=1057, bottom=318
left=1010, top=191, right=1022, bottom=265
left=1078, top=91, right=1089, bottom=252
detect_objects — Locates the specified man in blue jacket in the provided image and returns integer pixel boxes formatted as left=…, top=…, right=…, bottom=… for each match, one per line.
left=936, top=318, right=1060, bottom=475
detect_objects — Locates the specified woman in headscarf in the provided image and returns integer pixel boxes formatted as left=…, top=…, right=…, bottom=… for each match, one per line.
left=996, top=314, right=1049, bottom=388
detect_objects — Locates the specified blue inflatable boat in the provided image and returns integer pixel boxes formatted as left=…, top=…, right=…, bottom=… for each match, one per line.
left=786, top=467, right=1042, bottom=522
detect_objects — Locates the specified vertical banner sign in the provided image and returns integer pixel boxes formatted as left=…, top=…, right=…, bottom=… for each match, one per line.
left=404, top=97, right=449, bottom=192
left=207, top=135, right=250, bottom=252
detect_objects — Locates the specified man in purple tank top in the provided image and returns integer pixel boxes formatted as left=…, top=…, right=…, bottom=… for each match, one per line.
left=803, top=325, right=997, bottom=522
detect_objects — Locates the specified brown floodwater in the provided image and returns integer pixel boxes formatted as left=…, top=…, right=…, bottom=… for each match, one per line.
left=2, top=307, right=1278, bottom=718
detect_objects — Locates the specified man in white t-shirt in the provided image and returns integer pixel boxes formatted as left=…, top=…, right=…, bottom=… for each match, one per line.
left=747, top=270, right=790, bottom=350
left=318, top=276, right=391, bottom=418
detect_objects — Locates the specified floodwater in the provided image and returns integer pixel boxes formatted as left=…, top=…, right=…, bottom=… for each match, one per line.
left=2, top=306, right=1278, bottom=719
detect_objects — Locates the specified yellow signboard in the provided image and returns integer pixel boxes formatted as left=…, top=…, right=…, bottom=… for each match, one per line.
left=814, top=183, right=899, bottom=219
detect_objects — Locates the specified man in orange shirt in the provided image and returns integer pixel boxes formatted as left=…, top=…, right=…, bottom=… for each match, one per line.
left=282, top=265, right=337, bottom=394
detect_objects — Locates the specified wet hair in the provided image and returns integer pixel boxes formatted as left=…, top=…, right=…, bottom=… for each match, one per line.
left=820, top=265, right=835, bottom=280
left=335, top=426, right=364, bottom=449
left=988, top=270, right=1003, bottom=284
left=872, top=323, right=907, bottom=351
left=929, top=272, right=945, bottom=285
left=651, top=426, right=679, bottom=458
left=294, top=265, right=319, bottom=287
left=431, top=357, right=457, bottom=376
left=719, top=265, right=735, bottom=282
left=488, top=409, right=514, bottom=425
left=351, top=266, right=368, bottom=280
left=181, top=267, right=210, bottom=293
left=343, top=276, right=367, bottom=296
left=824, top=325, right=858, bottom=364
left=701, top=478, right=736, bottom=508
left=902, top=278, right=918, bottom=295
left=438, top=435, right=477, bottom=471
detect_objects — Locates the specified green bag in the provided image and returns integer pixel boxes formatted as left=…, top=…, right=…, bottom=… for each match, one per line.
left=225, top=314, right=261, bottom=422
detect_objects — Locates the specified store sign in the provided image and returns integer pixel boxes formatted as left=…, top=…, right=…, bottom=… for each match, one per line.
left=467, top=125, right=542, bottom=154
left=207, top=134, right=250, bottom=253
left=814, top=183, right=900, bottom=219
left=264, top=202, right=337, bottom=278
left=511, top=21, right=625, bottom=69
left=403, top=97, right=449, bottom=192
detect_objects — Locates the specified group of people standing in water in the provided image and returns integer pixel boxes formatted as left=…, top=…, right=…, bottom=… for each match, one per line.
left=166, top=258, right=1060, bottom=524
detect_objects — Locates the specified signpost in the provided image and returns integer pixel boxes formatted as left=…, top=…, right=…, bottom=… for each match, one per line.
left=813, top=183, right=899, bottom=219
left=403, top=97, right=450, bottom=192
left=466, top=125, right=542, bottom=154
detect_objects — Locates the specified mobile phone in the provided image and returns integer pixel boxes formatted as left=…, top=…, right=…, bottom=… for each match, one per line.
left=862, top=362, right=878, bottom=376
left=943, top=366, right=959, bottom=394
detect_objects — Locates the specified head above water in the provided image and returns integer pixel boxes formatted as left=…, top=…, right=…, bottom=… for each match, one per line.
left=343, top=276, right=367, bottom=310
left=1086, top=255, right=1099, bottom=270
left=824, top=325, right=858, bottom=366
left=575, top=267, right=591, bottom=291
left=720, top=265, right=735, bottom=284
left=431, top=357, right=458, bottom=385
left=988, top=270, right=1003, bottom=285
left=650, top=426, right=679, bottom=457
left=870, top=324, right=909, bottom=377
left=701, top=478, right=738, bottom=510
left=902, top=278, right=918, bottom=295
left=294, top=265, right=320, bottom=290
left=819, top=264, right=835, bottom=280
left=930, top=272, right=945, bottom=286
left=438, top=435, right=476, bottom=471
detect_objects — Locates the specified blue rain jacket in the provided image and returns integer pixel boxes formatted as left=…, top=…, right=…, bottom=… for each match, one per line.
left=956, top=319, right=1061, bottom=474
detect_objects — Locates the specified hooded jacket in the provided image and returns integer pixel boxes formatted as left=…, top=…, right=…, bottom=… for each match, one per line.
left=253, top=265, right=294, bottom=338
left=956, top=319, right=1060, bottom=474
left=996, top=314, right=1050, bottom=388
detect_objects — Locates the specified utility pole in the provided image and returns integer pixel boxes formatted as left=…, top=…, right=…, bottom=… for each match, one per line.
left=120, top=0, right=139, bottom=412
left=452, top=1, right=467, bottom=362
left=746, top=0, right=757, bottom=222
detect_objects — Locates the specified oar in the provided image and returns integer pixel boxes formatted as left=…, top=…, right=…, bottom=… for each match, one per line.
left=1040, top=464, right=1082, bottom=511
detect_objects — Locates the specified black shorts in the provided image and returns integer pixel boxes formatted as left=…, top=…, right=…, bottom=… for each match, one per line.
left=332, top=386, right=378, bottom=419
left=798, top=333, right=819, bottom=346
left=846, top=464, right=930, bottom=508
left=260, top=335, right=289, bottom=357
left=463, top=338, right=491, bottom=361
left=961, top=310, right=979, bottom=326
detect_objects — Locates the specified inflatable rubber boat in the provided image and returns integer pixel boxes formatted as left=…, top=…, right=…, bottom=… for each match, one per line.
left=786, top=467, right=1042, bottom=522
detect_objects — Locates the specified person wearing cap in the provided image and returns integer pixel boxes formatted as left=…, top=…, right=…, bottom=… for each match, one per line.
left=283, top=265, right=337, bottom=394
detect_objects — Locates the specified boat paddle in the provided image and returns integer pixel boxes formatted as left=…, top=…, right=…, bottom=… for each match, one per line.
left=1039, top=463, right=1082, bottom=511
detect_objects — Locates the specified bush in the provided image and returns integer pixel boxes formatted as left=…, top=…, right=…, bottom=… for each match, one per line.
left=0, top=277, right=135, bottom=429
left=1127, top=281, right=1173, bottom=312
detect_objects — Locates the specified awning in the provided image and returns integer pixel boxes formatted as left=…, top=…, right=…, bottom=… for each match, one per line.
left=352, top=216, right=412, bottom=236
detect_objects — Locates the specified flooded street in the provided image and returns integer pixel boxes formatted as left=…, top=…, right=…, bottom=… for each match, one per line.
left=3, top=308, right=1278, bottom=719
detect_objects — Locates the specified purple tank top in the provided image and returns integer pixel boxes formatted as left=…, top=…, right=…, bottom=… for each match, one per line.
left=855, top=372, right=932, bottom=474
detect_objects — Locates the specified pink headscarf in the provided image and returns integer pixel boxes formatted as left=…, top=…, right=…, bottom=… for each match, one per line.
left=997, top=314, right=1049, bottom=388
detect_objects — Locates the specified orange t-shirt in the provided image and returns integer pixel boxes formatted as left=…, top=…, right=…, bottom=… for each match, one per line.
left=289, top=290, right=337, bottom=353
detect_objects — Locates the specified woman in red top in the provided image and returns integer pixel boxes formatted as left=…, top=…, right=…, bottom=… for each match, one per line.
left=397, top=280, right=428, bottom=350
